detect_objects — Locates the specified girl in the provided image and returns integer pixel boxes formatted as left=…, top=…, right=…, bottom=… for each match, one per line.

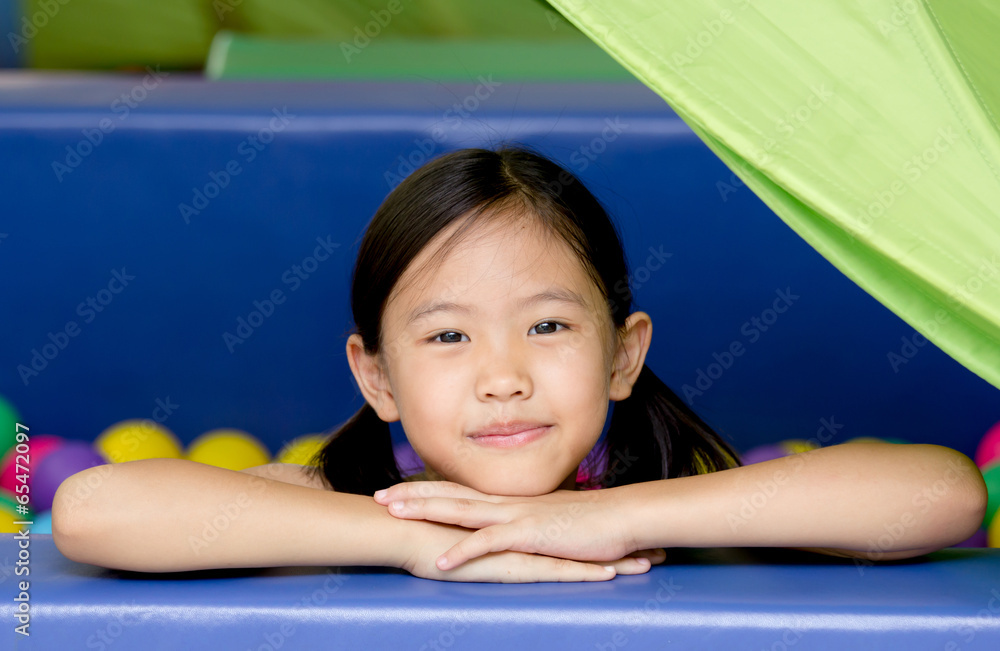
left=52, top=146, right=987, bottom=583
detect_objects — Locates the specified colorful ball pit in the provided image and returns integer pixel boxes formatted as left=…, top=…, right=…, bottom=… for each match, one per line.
left=186, top=429, right=270, bottom=471
left=0, top=394, right=21, bottom=459
left=0, top=489, right=32, bottom=534
left=976, top=421, right=1000, bottom=470
left=739, top=444, right=789, bottom=465
left=0, top=433, right=64, bottom=493
left=95, top=419, right=183, bottom=463
left=981, top=462, right=1000, bottom=531
left=276, top=434, right=327, bottom=466
left=31, top=441, right=106, bottom=512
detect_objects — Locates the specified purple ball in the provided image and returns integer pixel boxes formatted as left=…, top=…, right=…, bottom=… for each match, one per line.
left=953, top=528, right=988, bottom=548
left=740, top=444, right=789, bottom=465
left=32, top=441, right=107, bottom=512
left=393, top=442, right=424, bottom=476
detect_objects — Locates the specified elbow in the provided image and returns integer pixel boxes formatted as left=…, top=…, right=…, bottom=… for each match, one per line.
left=920, top=446, right=988, bottom=547
left=954, top=452, right=989, bottom=539
left=51, top=463, right=118, bottom=565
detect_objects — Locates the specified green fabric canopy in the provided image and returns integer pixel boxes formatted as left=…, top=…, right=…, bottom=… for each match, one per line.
left=550, top=0, right=1000, bottom=390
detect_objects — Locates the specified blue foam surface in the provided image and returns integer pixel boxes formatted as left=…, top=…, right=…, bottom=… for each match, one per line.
left=3, top=535, right=999, bottom=649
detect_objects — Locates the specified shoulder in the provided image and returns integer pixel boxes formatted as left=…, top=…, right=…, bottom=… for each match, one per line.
left=239, top=463, right=329, bottom=490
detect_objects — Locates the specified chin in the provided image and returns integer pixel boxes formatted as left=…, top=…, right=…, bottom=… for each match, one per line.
left=465, top=473, right=562, bottom=497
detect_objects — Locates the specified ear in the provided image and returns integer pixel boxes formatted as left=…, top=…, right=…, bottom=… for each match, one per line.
left=609, top=311, right=652, bottom=401
left=345, top=333, right=400, bottom=422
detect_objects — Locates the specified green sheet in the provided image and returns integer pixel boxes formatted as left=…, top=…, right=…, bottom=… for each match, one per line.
left=549, top=0, right=1000, bottom=390
left=205, top=34, right=632, bottom=80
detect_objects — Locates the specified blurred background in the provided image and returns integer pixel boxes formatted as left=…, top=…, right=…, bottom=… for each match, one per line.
left=1, top=0, right=997, bottom=543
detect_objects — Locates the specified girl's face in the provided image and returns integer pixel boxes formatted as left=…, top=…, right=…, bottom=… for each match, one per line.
left=348, top=214, right=651, bottom=496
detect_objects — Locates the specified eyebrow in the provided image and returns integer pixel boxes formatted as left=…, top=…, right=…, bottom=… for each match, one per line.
left=406, top=288, right=590, bottom=326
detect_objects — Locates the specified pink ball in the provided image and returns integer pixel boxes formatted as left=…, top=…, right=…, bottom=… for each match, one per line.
left=31, top=441, right=106, bottom=512
left=0, top=435, right=65, bottom=493
left=975, top=421, right=1000, bottom=469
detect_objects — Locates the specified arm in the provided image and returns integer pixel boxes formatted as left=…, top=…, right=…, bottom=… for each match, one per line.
left=621, top=443, right=988, bottom=560
left=51, top=458, right=648, bottom=581
left=51, top=458, right=411, bottom=572
left=239, top=462, right=329, bottom=490
left=370, top=442, right=987, bottom=570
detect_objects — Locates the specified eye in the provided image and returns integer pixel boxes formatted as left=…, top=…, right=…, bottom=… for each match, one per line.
left=530, top=321, right=568, bottom=335
left=430, top=331, right=468, bottom=344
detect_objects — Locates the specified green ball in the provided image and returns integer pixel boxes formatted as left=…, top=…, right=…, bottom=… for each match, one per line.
left=982, top=462, right=1000, bottom=530
left=0, top=395, right=21, bottom=460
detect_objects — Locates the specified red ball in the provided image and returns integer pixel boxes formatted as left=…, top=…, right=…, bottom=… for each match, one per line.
left=975, top=421, right=1000, bottom=469
left=0, top=434, right=65, bottom=493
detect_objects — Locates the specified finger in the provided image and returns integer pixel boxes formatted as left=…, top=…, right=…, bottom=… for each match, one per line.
left=519, top=556, right=618, bottom=583
left=387, top=497, right=509, bottom=529
left=629, top=548, right=668, bottom=565
left=443, top=554, right=617, bottom=584
left=436, top=524, right=525, bottom=570
left=374, top=481, right=491, bottom=505
left=605, top=556, right=653, bottom=575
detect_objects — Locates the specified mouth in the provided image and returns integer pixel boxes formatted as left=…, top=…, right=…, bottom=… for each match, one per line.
left=468, top=423, right=552, bottom=449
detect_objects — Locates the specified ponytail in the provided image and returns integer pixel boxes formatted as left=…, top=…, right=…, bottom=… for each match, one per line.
left=310, top=402, right=402, bottom=496
left=583, top=364, right=741, bottom=489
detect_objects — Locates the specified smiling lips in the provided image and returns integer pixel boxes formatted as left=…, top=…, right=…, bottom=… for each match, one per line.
left=469, top=422, right=552, bottom=448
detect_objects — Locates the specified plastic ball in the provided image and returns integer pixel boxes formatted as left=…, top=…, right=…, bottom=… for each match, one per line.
left=0, top=434, right=65, bottom=493
left=953, top=527, right=988, bottom=548
left=990, top=509, right=1000, bottom=548
left=0, top=394, right=21, bottom=459
left=187, top=429, right=270, bottom=471
left=780, top=439, right=819, bottom=455
left=394, top=442, right=424, bottom=474
left=740, top=444, right=788, bottom=465
left=31, top=510, right=53, bottom=534
left=981, top=462, right=1000, bottom=530
left=32, top=441, right=107, bottom=512
left=96, top=419, right=183, bottom=463
left=276, top=434, right=327, bottom=466
left=975, top=421, right=1000, bottom=469
left=0, top=489, right=33, bottom=534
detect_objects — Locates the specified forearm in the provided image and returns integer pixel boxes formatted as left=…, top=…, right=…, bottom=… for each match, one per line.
left=52, top=458, right=411, bottom=572
left=619, top=443, right=987, bottom=559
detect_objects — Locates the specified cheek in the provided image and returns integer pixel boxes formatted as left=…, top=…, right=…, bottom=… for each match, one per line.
left=546, top=338, right=611, bottom=399
left=392, top=357, right=467, bottom=452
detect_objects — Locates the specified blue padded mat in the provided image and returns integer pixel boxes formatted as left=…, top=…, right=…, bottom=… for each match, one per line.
left=2, top=535, right=1000, bottom=649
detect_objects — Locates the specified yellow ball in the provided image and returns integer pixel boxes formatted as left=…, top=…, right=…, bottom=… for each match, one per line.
left=187, top=429, right=270, bottom=471
left=96, top=419, right=183, bottom=463
left=0, top=489, right=31, bottom=534
left=780, top=439, right=819, bottom=455
left=276, top=434, right=328, bottom=466
left=989, top=511, right=1000, bottom=548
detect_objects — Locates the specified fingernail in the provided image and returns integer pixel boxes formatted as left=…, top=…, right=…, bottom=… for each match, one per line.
left=636, top=557, right=650, bottom=566
left=391, top=500, right=407, bottom=511
left=374, top=490, right=386, bottom=500
left=437, top=556, right=449, bottom=569
left=603, top=566, right=615, bottom=573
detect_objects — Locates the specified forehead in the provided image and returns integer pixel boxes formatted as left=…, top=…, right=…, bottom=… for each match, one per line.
left=385, top=214, right=602, bottom=321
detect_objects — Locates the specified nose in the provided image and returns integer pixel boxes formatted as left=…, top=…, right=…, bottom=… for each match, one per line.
left=476, top=341, right=532, bottom=401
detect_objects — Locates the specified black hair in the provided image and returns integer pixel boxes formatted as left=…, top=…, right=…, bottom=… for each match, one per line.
left=308, top=145, right=741, bottom=495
